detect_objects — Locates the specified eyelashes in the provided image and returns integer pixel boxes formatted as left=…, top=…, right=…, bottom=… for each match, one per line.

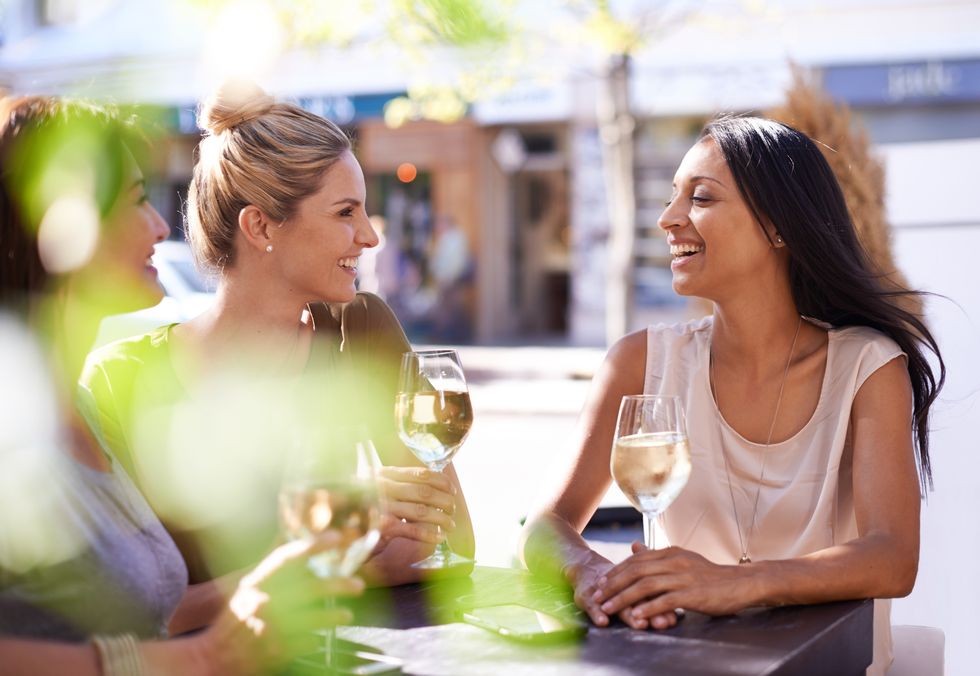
left=663, top=195, right=712, bottom=208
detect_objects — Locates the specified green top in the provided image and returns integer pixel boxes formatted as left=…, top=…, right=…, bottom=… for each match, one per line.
left=80, top=292, right=411, bottom=583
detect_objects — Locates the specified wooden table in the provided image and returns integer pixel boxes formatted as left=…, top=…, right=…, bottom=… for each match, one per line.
left=329, top=566, right=873, bottom=676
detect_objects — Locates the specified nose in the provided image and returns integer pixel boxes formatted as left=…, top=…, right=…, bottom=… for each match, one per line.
left=150, top=204, right=171, bottom=242
left=356, top=211, right=380, bottom=249
left=657, top=198, right=687, bottom=233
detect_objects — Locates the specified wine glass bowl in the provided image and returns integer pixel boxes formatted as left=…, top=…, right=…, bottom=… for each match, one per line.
left=278, top=477, right=381, bottom=578
left=278, top=436, right=383, bottom=667
left=610, top=396, right=691, bottom=550
left=396, top=349, right=474, bottom=569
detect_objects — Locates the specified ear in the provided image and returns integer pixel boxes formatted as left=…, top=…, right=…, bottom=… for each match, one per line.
left=762, top=221, right=786, bottom=249
left=238, top=205, right=275, bottom=253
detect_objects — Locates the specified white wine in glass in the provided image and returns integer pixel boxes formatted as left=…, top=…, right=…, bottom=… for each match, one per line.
left=396, top=349, right=473, bottom=569
left=278, top=436, right=382, bottom=667
left=610, top=396, right=691, bottom=550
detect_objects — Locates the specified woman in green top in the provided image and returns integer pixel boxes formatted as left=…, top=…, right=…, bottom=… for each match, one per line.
left=0, top=94, right=362, bottom=676
left=81, top=82, right=474, bottom=586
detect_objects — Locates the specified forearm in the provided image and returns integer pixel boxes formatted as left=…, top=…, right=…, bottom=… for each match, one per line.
left=0, top=635, right=213, bottom=676
left=748, top=533, right=918, bottom=608
left=141, top=634, right=215, bottom=676
left=0, top=639, right=100, bottom=676
left=520, top=511, right=610, bottom=585
left=169, top=574, right=242, bottom=636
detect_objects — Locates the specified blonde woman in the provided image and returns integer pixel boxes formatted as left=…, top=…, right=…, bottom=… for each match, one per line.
left=0, top=95, right=362, bottom=675
left=82, top=82, right=473, bottom=588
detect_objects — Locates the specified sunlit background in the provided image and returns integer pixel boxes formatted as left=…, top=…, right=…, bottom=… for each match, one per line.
left=1, top=0, right=978, bottom=672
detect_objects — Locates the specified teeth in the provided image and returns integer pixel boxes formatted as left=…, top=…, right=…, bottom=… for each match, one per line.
left=670, top=243, right=704, bottom=257
left=338, top=256, right=359, bottom=269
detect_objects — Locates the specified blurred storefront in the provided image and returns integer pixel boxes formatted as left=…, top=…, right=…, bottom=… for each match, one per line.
left=3, top=0, right=979, bottom=349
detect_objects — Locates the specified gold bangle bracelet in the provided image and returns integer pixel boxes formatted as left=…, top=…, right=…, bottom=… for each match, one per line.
left=91, top=634, right=146, bottom=676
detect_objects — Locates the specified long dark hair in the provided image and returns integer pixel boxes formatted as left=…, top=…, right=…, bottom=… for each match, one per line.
left=703, top=115, right=945, bottom=492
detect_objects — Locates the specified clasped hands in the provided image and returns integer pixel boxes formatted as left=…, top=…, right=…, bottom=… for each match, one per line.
left=577, top=543, right=756, bottom=631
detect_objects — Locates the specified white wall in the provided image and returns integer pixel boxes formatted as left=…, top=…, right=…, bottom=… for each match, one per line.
left=882, top=139, right=980, bottom=676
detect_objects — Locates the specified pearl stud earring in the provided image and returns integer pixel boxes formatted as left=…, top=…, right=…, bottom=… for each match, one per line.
left=266, top=244, right=273, bottom=253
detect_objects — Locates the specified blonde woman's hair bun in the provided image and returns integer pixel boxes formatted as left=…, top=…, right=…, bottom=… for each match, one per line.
left=198, top=80, right=275, bottom=135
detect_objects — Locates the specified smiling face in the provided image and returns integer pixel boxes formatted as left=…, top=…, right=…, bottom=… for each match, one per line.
left=271, top=150, right=379, bottom=304
left=80, top=157, right=171, bottom=314
left=657, top=137, right=784, bottom=302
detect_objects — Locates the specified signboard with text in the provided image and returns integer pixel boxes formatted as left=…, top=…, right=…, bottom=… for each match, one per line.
left=824, top=59, right=980, bottom=106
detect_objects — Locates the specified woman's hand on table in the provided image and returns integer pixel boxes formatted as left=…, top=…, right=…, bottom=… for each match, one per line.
left=592, top=542, right=757, bottom=630
left=195, top=534, right=364, bottom=674
left=374, top=466, right=456, bottom=550
left=568, top=556, right=648, bottom=630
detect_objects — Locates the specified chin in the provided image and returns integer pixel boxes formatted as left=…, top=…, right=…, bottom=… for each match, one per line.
left=321, top=286, right=357, bottom=304
left=671, top=280, right=696, bottom=297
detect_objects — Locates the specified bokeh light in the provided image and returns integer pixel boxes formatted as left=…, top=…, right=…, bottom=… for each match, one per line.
left=203, top=0, right=285, bottom=83
left=396, top=163, right=418, bottom=183
left=36, top=194, right=100, bottom=274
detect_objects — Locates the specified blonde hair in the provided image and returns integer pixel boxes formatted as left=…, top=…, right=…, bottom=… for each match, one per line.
left=187, top=81, right=351, bottom=270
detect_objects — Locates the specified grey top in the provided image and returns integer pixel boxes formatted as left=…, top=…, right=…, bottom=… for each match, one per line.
left=0, top=388, right=188, bottom=641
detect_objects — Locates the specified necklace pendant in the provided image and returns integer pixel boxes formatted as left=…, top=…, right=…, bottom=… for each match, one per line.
left=738, top=555, right=751, bottom=564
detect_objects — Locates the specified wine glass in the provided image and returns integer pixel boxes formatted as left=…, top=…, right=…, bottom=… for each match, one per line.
left=278, top=433, right=382, bottom=668
left=609, top=395, right=691, bottom=551
left=395, top=349, right=474, bottom=569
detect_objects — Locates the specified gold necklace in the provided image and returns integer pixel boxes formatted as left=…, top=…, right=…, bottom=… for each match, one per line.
left=710, top=315, right=803, bottom=565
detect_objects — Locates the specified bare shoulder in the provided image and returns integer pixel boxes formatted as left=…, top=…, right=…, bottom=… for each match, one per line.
left=593, top=329, right=648, bottom=397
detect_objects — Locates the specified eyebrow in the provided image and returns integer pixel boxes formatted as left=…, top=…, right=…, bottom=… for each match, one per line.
left=671, top=175, right=727, bottom=190
left=130, top=179, right=146, bottom=191
left=331, top=197, right=362, bottom=206
left=689, top=175, right=725, bottom=186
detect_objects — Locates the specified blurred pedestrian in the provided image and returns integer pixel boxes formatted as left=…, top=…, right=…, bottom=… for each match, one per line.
left=428, top=213, right=473, bottom=342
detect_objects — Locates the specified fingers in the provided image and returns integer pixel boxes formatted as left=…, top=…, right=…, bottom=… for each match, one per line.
left=378, top=514, right=443, bottom=545
left=600, top=575, right=677, bottom=616
left=379, top=467, right=457, bottom=514
left=594, top=547, right=683, bottom=605
left=384, top=499, right=455, bottom=530
left=630, top=595, right=685, bottom=627
left=574, top=583, right=610, bottom=627
left=240, top=534, right=341, bottom=588
left=379, top=466, right=455, bottom=493
left=600, top=546, right=671, bottom=586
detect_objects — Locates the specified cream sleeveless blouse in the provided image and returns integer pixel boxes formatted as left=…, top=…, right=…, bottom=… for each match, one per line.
left=644, top=316, right=905, bottom=675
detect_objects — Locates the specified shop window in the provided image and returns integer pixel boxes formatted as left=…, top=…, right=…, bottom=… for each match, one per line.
left=38, top=0, right=78, bottom=25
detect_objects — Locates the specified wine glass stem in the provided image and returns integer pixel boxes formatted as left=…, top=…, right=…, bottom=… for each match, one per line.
left=430, top=464, right=456, bottom=562
left=324, top=596, right=335, bottom=667
left=643, top=512, right=656, bottom=551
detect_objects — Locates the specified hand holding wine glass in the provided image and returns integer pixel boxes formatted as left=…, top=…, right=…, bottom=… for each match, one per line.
left=610, top=395, right=691, bottom=552
left=395, top=349, right=474, bottom=569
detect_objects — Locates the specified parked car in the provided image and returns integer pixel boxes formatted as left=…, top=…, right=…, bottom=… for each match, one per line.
left=94, top=241, right=216, bottom=347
